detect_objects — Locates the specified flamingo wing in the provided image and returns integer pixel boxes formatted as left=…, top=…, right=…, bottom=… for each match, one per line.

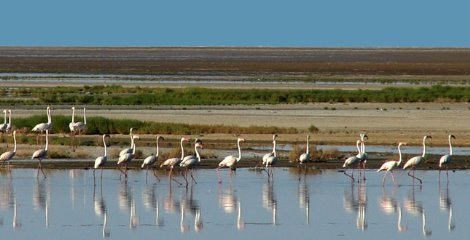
left=299, top=152, right=310, bottom=163
left=94, top=156, right=107, bottom=169
left=377, top=161, right=397, bottom=172
left=142, top=155, right=157, bottom=168
left=219, top=155, right=236, bottom=168
left=403, top=156, right=423, bottom=169
left=0, top=151, right=15, bottom=161
left=343, top=156, right=358, bottom=167
left=439, top=154, right=451, bottom=168
left=32, top=149, right=47, bottom=159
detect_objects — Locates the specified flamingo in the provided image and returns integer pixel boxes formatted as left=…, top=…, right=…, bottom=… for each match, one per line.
left=217, top=137, right=245, bottom=183
left=439, top=134, right=456, bottom=179
left=377, top=142, right=407, bottom=186
left=117, top=134, right=139, bottom=179
left=119, top=128, right=136, bottom=157
left=357, top=132, right=368, bottom=180
left=5, top=109, right=12, bottom=133
left=160, top=137, right=190, bottom=184
left=31, top=129, right=49, bottom=178
left=72, top=107, right=87, bottom=134
left=298, top=134, right=310, bottom=164
left=0, top=130, right=17, bottom=169
left=141, top=136, right=164, bottom=182
left=0, top=109, right=7, bottom=131
left=342, top=139, right=362, bottom=181
left=94, top=134, right=110, bottom=183
left=264, top=136, right=278, bottom=180
left=179, top=138, right=204, bottom=186
left=32, top=106, right=52, bottom=145
left=69, top=107, right=77, bottom=150
left=403, top=135, right=432, bottom=185
left=262, top=134, right=278, bottom=165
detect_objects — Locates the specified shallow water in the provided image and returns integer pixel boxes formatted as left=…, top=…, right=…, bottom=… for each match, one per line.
left=0, top=167, right=468, bottom=239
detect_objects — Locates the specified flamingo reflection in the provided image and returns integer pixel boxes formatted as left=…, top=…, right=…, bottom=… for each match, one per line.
left=13, top=198, right=21, bottom=229
left=262, top=182, right=277, bottom=225
left=343, top=181, right=367, bottom=231
left=439, top=182, right=455, bottom=231
left=403, top=188, right=432, bottom=236
left=378, top=187, right=407, bottom=233
left=33, top=178, right=49, bottom=228
left=181, top=185, right=203, bottom=232
left=298, top=178, right=310, bottom=225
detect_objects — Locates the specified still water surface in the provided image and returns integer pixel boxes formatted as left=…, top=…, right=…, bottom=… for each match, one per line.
left=0, top=167, right=468, bottom=239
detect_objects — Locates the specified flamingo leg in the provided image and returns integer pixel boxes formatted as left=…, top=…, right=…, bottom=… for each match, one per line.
left=152, top=168, right=161, bottom=182
left=407, top=168, right=422, bottom=185
left=93, top=169, right=97, bottom=186
left=344, top=169, right=355, bottom=182
left=189, top=169, right=197, bottom=184
left=168, top=168, right=182, bottom=185
left=38, top=160, right=47, bottom=178
left=217, top=168, right=222, bottom=184
left=381, top=172, right=388, bottom=186
left=390, top=171, right=398, bottom=186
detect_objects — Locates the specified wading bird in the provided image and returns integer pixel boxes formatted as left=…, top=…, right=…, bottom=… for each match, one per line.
left=403, top=135, right=431, bottom=185
left=32, top=106, right=52, bottom=145
left=179, top=138, right=204, bottom=186
left=262, top=134, right=278, bottom=165
left=377, top=142, right=406, bottom=186
left=264, top=136, right=278, bottom=180
left=217, top=137, right=245, bottom=183
left=0, top=130, right=17, bottom=169
left=117, top=134, right=139, bottom=179
left=439, top=134, right=455, bottom=180
left=94, top=134, right=110, bottom=183
left=160, top=137, right=190, bottom=185
left=342, top=139, right=362, bottom=181
left=141, top=136, right=164, bottom=182
left=31, top=129, right=49, bottom=178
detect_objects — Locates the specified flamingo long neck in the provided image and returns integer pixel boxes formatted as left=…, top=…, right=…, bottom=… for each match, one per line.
left=272, top=140, right=277, bottom=157
left=356, top=141, right=361, bottom=154
left=155, top=138, right=160, bottom=157
left=180, top=138, right=185, bottom=160
left=306, top=135, right=310, bottom=154
left=397, top=144, right=403, bottom=166
left=2, top=110, right=6, bottom=124
left=83, top=108, right=87, bottom=124
left=195, top=144, right=201, bottom=162
left=13, top=131, right=17, bottom=153
left=103, top=135, right=107, bottom=157
left=236, top=140, right=242, bottom=162
left=71, top=107, right=75, bottom=123
left=421, top=137, right=427, bottom=157
left=7, top=110, right=11, bottom=125
left=45, top=130, right=49, bottom=151
left=448, top=136, right=453, bottom=155
left=47, top=107, right=51, bottom=124
left=132, top=139, right=137, bottom=154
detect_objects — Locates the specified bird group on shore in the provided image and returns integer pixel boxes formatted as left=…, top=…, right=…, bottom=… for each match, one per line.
left=0, top=107, right=460, bottom=188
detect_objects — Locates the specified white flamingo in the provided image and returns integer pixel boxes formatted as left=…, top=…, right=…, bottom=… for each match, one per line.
left=94, top=134, right=110, bottom=183
left=160, top=137, right=189, bottom=184
left=439, top=134, right=455, bottom=179
left=179, top=138, right=204, bottom=186
left=69, top=106, right=77, bottom=134
left=32, top=106, right=52, bottom=145
left=298, top=134, right=310, bottom=164
left=5, top=109, right=12, bottom=133
left=403, top=135, right=432, bottom=185
left=0, top=130, right=17, bottom=169
left=377, top=142, right=406, bottom=186
left=117, top=134, right=139, bottom=178
left=120, top=128, right=136, bottom=156
left=357, top=132, right=368, bottom=180
left=342, top=139, right=362, bottom=181
left=262, top=134, right=278, bottom=165
left=72, top=107, right=87, bottom=134
left=217, top=137, right=245, bottom=183
left=141, top=136, right=164, bottom=181
left=0, top=109, right=7, bottom=132
left=264, top=136, right=278, bottom=180
left=31, top=129, right=49, bottom=178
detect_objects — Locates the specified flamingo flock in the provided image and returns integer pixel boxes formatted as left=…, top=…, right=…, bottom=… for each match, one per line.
left=0, top=107, right=463, bottom=187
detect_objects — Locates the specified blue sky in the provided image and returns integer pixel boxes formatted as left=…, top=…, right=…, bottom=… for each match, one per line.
left=2, top=0, right=470, bottom=47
